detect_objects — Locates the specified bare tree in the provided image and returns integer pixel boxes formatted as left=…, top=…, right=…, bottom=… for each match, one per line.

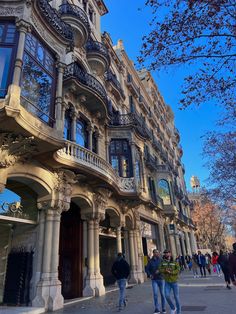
left=139, top=0, right=236, bottom=109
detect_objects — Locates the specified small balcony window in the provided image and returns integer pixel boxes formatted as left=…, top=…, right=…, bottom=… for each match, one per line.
left=109, top=139, right=132, bottom=177
left=76, top=118, right=88, bottom=148
left=158, top=179, right=172, bottom=205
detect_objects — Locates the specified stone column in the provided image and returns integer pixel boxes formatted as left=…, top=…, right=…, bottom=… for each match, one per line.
left=130, top=141, right=137, bottom=182
left=180, top=234, right=187, bottom=256
left=140, top=152, right=147, bottom=192
left=87, top=124, right=93, bottom=151
left=128, top=230, right=138, bottom=283
left=94, top=218, right=105, bottom=296
left=71, top=113, right=77, bottom=142
left=116, top=227, right=122, bottom=253
left=55, top=62, right=65, bottom=132
left=134, top=228, right=145, bottom=283
left=32, top=206, right=63, bottom=311
left=83, top=219, right=95, bottom=296
left=169, top=234, right=177, bottom=259
left=12, top=20, right=30, bottom=86
left=185, top=231, right=192, bottom=255
left=83, top=220, right=88, bottom=281
left=190, top=230, right=197, bottom=253
left=158, top=223, right=165, bottom=253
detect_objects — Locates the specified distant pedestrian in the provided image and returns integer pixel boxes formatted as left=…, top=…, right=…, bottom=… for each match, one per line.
left=229, top=242, right=236, bottom=287
left=191, top=255, right=199, bottom=278
left=205, top=253, right=212, bottom=275
left=159, top=250, right=181, bottom=314
left=197, top=251, right=206, bottom=277
left=111, top=253, right=130, bottom=311
left=218, top=250, right=231, bottom=289
left=146, top=249, right=166, bottom=314
left=212, top=252, right=221, bottom=276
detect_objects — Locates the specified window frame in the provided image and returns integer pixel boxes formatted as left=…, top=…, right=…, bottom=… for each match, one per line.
left=0, top=21, right=19, bottom=98
left=20, top=32, right=57, bottom=126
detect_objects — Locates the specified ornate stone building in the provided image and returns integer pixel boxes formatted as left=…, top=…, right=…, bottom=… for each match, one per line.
left=0, top=0, right=197, bottom=311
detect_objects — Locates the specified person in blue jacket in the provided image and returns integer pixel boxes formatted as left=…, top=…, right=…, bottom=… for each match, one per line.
left=197, top=251, right=206, bottom=277
left=146, top=249, right=166, bottom=314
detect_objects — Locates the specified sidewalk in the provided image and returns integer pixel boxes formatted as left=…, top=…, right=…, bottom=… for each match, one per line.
left=54, top=272, right=235, bottom=314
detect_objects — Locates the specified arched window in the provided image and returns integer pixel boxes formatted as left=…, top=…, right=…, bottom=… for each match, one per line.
left=20, top=33, right=56, bottom=125
left=109, top=139, right=132, bottom=177
left=158, top=179, right=172, bottom=205
left=76, top=118, right=88, bottom=148
left=0, top=22, right=18, bottom=97
left=64, top=108, right=73, bottom=141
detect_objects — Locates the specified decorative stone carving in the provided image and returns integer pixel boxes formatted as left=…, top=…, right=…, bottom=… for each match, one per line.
left=0, top=6, right=24, bottom=16
left=0, top=132, right=37, bottom=168
left=119, top=199, right=141, bottom=215
left=31, top=12, right=64, bottom=55
left=118, top=177, right=135, bottom=191
left=93, top=188, right=112, bottom=214
left=52, top=169, right=78, bottom=211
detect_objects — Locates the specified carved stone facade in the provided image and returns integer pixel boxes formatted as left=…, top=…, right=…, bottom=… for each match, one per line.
left=0, top=0, right=196, bottom=311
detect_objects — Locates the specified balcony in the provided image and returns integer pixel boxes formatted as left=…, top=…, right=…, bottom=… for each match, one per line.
left=37, top=0, right=73, bottom=45
left=152, top=137, right=162, bottom=152
left=163, top=204, right=177, bottom=216
left=178, top=212, right=189, bottom=225
left=174, top=184, right=184, bottom=200
left=63, top=62, right=108, bottom=118
left=144, top=152, right=158, bottom=171
left=54, top=141, right=137, bottom=194
left=105, top=70, right=125, bottom=100
left=138, top=95, right=149, bottom=114
left=86, top=40, right=110, bottom=76
left=109, top=112, right=152, bottom=140
left=58, top=3, right=90, bottom=47
left=126, top=74, right=139, bottom=98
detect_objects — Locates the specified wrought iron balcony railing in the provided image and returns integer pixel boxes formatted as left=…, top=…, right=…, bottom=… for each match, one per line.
left=109, top=112, right=152, bottom=140
left=144, top=152, right=158, bottom=171
left=56, top=141, right=136, bottom=193
left=59, top=3, right=91, bottom=34
left=105, top=70, right=125, bottom=99
left=86, top=40, right=110, bottom=64
left=64, top=62, right=108, bottom=106
left=38, top=0, right=73, bottom=43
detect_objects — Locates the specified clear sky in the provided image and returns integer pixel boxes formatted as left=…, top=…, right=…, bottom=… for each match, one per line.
left=101, top=0, right=222, bottom=191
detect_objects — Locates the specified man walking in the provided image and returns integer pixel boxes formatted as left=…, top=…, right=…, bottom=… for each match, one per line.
left=229, top=242, right=236, bottom=286
left=159, top=250, right=181, bottom=314
left=197, top=251, right=206, bottom=277
left=146, top=249, right=166, bottom=314
left=111, top=253, right=130, bottom=311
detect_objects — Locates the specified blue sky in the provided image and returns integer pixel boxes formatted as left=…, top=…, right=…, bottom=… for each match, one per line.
left=101, top=0, right=222, bottom=191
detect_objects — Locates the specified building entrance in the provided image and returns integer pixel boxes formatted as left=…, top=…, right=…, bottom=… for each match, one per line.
left=59, top=203, right=83, bottom=299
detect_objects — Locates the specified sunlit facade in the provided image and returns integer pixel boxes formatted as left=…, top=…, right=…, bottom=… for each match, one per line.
left=0, top=0, right=196, bottom=311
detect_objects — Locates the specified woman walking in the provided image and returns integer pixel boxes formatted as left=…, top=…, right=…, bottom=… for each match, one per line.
left=212, top=252, right=221, bottom=276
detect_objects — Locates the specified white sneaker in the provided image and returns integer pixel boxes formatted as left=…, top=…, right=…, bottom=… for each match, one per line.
left=170, top=309, right=176, bottom=314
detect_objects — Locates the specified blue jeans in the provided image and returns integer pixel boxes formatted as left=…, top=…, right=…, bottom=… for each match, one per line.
left=117, top=278, right=127, bottom=308
left=151, top=279, right=166, bottom=311
left=165, top=282, right=181, bottom=314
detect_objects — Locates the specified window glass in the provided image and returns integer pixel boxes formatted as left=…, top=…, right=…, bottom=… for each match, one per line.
left=158, top=179, right=171, bottom=205
left=135, top=160, right=141, bottom=185
left=64, top=110, right=72, bottom=140
left=76, top=119, right=88, bottom=148
left=111, top=156, right=119, bottom=173
left=0, top=48, right=12, bottom=97
left=109, top=139, right=132, bottom=177
left=21, top=34, right=55, bottom=124
left=21, top=53, right=53, bottom=124
left=92, top=132, right=97, bottom=153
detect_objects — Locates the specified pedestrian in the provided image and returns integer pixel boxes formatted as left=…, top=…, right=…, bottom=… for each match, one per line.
left=205, top=253, right=212, bottom=275
left=228, top=242, right=236, bottom=287
left=197, top=251, right=206, bottom=277
left=218, top=249, right=231, bottom=289
left=212, top=252, right=221, bottom=276
left=146, top=249, right=166, bottom=314
left=191, top=255, right=199, bottom=278
left=159, top=249, right=181, bottom=314
left=111, top=252, right=130, bottom=311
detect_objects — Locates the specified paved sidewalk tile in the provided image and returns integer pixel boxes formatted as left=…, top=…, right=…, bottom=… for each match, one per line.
left=54, top=273, right=236, bottom=314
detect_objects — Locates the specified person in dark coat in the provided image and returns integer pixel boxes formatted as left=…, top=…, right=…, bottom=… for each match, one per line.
left=218, top=250, right=231, bottom=289
left=197, top=251, right=206, bottom=277
left=146, top=249, right=166, bottom=314
left=229, top=242, right=236, bottom=287
left=111, top=253, right=130, bottom=311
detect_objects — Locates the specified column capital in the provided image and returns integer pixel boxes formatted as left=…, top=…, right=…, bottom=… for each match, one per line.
left=55, top=61, right=66, bottom=73
left=15, top=19, right=31, bottom=33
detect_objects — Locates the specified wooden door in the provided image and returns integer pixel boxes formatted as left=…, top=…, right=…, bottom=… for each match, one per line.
left=59, top=204, right=83, bottom=299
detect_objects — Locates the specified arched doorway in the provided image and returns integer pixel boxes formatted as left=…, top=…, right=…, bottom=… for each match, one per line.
left=59, top=202, right=83, bottom=299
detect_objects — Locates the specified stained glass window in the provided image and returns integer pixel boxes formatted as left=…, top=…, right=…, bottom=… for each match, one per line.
left=158, top=179, right=172, bottom=205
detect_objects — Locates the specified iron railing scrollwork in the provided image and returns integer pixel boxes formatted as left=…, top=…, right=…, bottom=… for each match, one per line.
left=38, top=0, right=74, bottom=43
left=59, top=3, right=91, bottom=34
left=64, top=62, right=108, bottom=106
left=105, top=70, right=125, bottom=98
left=86, top=40, right=110, bottom=64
